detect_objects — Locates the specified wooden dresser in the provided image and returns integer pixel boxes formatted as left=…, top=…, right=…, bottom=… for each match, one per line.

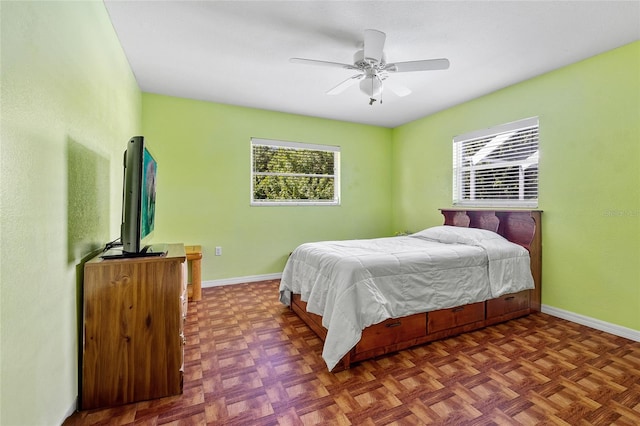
left=80, top=243, right=187, bottom=410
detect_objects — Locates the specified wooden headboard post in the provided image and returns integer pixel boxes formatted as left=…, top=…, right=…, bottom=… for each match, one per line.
left=440, top=209, right=542, bottom=312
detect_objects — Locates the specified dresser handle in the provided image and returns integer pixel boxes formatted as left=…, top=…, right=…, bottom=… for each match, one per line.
left=452, top=306, right=465, bottom=313
left=385, top=321, right=402, bottom=328
left=505, top=296, right=515, bottom=301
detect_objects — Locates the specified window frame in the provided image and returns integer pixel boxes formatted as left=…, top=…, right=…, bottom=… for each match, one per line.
left=250, top=138, right=341, bottom=206
left=453, top=117, right=539, bottom=208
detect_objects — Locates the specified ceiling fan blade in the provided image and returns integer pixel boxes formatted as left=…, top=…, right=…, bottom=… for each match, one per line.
left=290, top=58, right=358, bottom=70
left=384, top=80, right=412, bottom=97
left=363, top=29, right=386, bottom=63
left=386, top=58, right=450, bottom=73
left=326, top=74, right=365, bottom=95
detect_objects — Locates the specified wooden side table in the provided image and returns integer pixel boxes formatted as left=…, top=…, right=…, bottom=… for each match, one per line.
left=185, top=245, right=202, bottom=301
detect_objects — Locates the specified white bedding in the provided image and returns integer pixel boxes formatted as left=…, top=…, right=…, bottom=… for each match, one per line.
left=279, top=226, right=534, bottom=370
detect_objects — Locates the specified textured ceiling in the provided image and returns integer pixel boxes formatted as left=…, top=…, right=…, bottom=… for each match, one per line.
left=104, top=1, right=640, bottom=128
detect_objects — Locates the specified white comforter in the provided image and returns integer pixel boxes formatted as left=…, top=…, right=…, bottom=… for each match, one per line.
left=279, top=226, right=534, bottom=370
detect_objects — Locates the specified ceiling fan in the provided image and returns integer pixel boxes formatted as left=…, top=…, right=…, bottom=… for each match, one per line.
left=290, top=29, right=450, bottom=105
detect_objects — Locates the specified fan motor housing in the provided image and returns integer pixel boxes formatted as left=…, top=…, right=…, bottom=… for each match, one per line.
left=354, top=50, right=386, bottom=68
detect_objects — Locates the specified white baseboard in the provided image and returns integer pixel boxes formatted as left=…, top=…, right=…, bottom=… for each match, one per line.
left=541, top=304, right=640, bottom=342
left=202, top=273, right=283, bottom=288
left=61, top=397, right=77, bottom=423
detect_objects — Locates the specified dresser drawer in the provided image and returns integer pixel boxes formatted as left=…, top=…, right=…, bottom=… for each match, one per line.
left=428, top=302, right=485, bottom=333
left=486, top=290, right=530, bottom=318
left=356, top=313, right=427, bottom=353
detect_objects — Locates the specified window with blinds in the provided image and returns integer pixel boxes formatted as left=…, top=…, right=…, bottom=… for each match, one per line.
left=453, top=117, right=539, bottom=207
left=251, top=138, right=340, bottom=205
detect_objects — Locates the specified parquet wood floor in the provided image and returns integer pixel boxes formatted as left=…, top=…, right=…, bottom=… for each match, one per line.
left=65, top=280, right=640, bottom=425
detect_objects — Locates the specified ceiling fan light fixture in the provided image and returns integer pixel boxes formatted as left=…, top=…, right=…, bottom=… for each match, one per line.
left=359, top=76, right=383, bottom=97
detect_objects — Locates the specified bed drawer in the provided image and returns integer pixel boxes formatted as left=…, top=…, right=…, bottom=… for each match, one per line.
left=355, top=313, right=427, bottom=353
left=428, top=302, right=485, bottom=333
left=486, top=290, right=530, bottom=318
left=291, top=294, right=325, bottom=333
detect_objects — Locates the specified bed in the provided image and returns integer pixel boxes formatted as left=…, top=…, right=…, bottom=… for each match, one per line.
left=279, top=209, right=542, bottom=371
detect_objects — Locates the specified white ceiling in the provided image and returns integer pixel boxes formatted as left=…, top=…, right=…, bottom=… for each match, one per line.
left=104, top=1, right=640, bottom=128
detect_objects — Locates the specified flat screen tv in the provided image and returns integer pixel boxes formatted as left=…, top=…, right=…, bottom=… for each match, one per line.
left=121, top=136, right=162, bottom=255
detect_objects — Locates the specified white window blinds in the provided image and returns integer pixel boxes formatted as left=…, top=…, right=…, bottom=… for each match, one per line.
left=251, top=138, right=340, bottom=205
left=453, top=117, right=539, bottom=207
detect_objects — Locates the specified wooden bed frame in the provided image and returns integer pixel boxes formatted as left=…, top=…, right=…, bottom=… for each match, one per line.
left=289, top=209, right=542, bottom=371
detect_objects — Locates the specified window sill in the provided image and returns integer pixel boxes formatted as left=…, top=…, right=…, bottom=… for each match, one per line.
left=251, top=201, right=340, bottom=207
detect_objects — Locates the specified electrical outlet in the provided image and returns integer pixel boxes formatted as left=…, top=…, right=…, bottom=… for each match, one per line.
left=215, top=246, right=222, bottom=256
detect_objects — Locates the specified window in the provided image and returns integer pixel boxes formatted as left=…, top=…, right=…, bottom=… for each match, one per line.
left=251, top=138, right=340, bottom=205
left=453, top=117, right=539, bottom=207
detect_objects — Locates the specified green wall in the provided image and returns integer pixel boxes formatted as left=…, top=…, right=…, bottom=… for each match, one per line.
left=0, top=2, right=141, bottom=424
left=0, top=2, right=637, bottom=423
left=391, top=41, right=640, bottom=331
left=142, top=94, right=393, bottom=281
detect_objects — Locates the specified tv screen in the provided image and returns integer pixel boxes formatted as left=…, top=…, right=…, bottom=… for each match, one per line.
left=121, top=136, right=160, bottom=254
left=140, top=146, right=157, bottom=242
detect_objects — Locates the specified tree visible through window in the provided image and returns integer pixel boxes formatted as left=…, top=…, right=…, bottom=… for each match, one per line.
left=453, top=117, right=539, bottom=207
left=251, top=138, right=340, bottom=205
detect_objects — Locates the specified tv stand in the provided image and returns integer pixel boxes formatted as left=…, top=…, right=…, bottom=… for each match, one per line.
left=141, top=243, right=168, bottom=255
left=81, top=243, right=187, bottom=409
left=99, top=243, right=168, bottom=259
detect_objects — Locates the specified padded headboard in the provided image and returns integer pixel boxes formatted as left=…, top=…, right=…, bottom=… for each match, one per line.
left=440, top=209, right=539, bottom=250
left=440, top=209, right=542, bottom=311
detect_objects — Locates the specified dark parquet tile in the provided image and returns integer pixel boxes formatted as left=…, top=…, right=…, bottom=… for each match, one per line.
left=65, top=280, right=640, bottom=425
